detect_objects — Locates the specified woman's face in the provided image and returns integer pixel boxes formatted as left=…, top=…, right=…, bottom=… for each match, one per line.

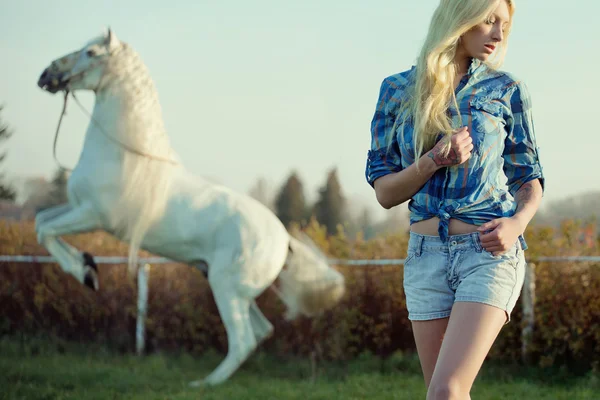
left=459, top=0, right=511, bottom=61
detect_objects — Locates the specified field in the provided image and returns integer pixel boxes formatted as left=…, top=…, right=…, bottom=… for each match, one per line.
left=1, top=336, right=598, bottom=400
left=2, top=220, right=600, bottom=399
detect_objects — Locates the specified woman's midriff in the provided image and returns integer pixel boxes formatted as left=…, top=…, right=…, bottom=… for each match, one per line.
left=410, top=217, right=480, bottom=236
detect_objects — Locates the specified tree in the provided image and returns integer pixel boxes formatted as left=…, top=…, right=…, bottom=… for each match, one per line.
left=0, top=105, right=16, bottom=201
left=357, top=206, right=377, bottom=240
left=49, top=166, right=69, bottom=205
left=35, top=167, right=69, bottom=212
left=312, top=167, right=347, bottom=235
left=373, top=205, right=409, bottom=235
left=274, top=171, right=306, bottom=229
left=533, top=190, right=600, bottom=227
left=248, top=177, right=274, bottom=211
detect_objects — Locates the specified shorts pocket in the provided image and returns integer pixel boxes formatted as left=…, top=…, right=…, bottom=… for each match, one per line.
left=404, top=249, right=417, bottom=265
left=482, top=241, right=520, bottom=269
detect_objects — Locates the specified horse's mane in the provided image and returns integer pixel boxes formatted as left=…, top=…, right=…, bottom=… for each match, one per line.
left=99, top=42, right=180, bottom=276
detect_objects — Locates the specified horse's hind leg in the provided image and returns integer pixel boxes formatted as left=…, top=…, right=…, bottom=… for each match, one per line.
left=190, top=286, right=257, bottom=386
left=249, top=301, right=273, bottom=345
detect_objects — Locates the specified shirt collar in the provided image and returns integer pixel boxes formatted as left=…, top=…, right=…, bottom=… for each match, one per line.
left=466, top=57, right=485, bottom=77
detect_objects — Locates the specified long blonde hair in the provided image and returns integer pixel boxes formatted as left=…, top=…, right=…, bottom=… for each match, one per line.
left=388, top=0, right=515, bottom=165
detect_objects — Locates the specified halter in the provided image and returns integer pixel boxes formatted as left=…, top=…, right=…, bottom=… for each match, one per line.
left=51, top=49, right=180, bottom=172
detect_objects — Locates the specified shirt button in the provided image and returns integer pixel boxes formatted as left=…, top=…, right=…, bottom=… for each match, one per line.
left=451, top=241, right=458, bottom=246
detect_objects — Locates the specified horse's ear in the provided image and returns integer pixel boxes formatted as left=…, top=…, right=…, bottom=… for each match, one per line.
left=103, top=26, right=111, bottom=41
left=105, top=26, right=120, bottom=50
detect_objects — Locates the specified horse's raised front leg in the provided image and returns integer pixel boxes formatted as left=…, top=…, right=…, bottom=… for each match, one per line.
left=35, top=203, right=102, bottom=289
left=35, top=203, right=72, bottom=226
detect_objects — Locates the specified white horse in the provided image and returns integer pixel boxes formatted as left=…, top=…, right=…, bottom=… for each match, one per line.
left=35, top=28, right=345, bottom=386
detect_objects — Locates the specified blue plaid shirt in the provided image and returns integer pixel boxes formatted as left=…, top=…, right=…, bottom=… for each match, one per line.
left=365, top=58, right=545, bottom=249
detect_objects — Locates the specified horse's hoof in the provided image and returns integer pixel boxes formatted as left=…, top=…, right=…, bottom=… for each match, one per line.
left=83, top=267, right=99, bottom=291
left=82, top=252, right=99, bottom=291
left=188, top=380, right=206, bottom=388
left=82, top=252, right=98, bottom=271
left=257, top=327, right=274, bottom=346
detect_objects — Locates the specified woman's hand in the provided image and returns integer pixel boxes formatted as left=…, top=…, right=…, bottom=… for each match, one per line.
left=478, top=180, right=544, bottom=256
left=477, top=217, right=525, bottom=256
left=427, top=126, right=474, bottom=168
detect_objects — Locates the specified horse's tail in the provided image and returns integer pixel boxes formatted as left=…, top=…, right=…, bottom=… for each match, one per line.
left=274, top=230, right=346, bottom=320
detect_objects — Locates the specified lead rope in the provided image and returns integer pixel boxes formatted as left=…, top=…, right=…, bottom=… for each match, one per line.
left=70, top=92, right=179, bottom=165
left=52, top=91, right=74, bottom=172
left=51, top=90, right=180, bottom=172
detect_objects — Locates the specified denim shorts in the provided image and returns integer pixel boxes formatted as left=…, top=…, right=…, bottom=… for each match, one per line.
left=403, top=231, right=526, bottom=323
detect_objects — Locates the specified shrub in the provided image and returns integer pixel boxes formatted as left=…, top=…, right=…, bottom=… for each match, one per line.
left=0, top=219, right=598, bottom=373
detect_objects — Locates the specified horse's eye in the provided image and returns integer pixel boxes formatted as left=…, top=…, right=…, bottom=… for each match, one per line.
left=86, top=49, right=96, bottom=57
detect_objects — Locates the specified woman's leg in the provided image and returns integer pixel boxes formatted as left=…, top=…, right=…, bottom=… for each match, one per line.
left=411, top=317, right=450, bottom=387
left=403, top=232, right=455, bottom=387
left=426, top=302, right=507, bottom=400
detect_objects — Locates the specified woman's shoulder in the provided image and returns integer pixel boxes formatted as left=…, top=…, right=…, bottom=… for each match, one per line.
left=380, top=66, right=416, bottom=90
left=375, top=66, right=416, bottom=108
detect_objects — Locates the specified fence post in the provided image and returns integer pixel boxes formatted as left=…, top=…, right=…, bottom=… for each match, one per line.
left=136, top=263, right=151, bottom=355
left=521, top=262, right=536, bottom=364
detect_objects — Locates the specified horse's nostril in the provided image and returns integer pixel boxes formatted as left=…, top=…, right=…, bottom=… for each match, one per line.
left=41, top=69, right=48, bottom=79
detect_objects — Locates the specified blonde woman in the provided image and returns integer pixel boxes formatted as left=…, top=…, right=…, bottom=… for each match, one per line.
left=365, top=0, right=544, bottom=398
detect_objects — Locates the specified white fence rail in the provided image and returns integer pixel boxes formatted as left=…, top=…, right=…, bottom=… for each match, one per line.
left=1, top=255, right=599, bottom=361
left=3, top=255, right=600, bottom=264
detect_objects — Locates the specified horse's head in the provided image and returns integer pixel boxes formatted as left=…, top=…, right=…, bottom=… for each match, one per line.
left=38, top=28, right=122, bottom=94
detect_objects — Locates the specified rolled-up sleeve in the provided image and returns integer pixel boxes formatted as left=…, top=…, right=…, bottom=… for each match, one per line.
left=365, top=77, right=403, bottom=188
left=503, top=81, right=545, bottom=197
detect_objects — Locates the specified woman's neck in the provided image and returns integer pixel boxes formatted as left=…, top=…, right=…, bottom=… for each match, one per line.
left=454, top=50, right=471, bottom=76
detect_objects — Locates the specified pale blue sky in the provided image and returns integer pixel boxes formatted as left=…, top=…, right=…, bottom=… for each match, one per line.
left=1, top=1, right=598, bottom=220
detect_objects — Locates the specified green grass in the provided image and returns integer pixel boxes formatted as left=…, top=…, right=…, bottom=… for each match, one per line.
left=0, top=336, right=598, bottom=399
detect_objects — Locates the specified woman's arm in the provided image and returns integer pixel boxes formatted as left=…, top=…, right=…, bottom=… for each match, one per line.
left=373, top=151, right=438, bottom=209
left=374, top=127, right=473, bottom=209
left=511, top=179, right=543, bottom=231
left=477, top=80, right=545, bottom=255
